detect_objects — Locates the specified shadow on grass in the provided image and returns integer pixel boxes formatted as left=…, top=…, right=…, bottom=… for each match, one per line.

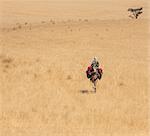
left=79, top=89, right=96, bottom=94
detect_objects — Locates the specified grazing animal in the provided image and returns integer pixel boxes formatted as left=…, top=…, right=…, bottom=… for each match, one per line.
left=128, top=7, right=143, bottom=19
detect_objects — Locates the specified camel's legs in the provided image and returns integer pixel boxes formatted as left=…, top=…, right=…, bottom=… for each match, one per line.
left=93, top=81, right=96, bottom=93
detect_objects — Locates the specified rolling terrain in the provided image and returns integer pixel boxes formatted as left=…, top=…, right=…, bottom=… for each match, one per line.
left=0, top=0, right=149, bottom=136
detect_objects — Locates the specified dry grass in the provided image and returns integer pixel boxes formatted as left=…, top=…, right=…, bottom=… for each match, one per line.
left=0, top=0, right=149, bottom=136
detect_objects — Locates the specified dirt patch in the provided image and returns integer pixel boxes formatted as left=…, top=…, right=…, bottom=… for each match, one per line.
left=1, top=57, right=13, bottom=64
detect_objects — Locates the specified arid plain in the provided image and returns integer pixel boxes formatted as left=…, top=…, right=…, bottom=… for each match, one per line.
left=0, top=0, right=150, bottom=136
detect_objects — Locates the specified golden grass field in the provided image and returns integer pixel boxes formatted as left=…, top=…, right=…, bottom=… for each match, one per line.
left=0, top=0, right=150, bottom=136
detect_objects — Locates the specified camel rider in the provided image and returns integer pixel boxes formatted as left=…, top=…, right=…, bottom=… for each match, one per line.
left=91, top=57, right=99, bottom=70
left=86, top=57, right=103, bottom=80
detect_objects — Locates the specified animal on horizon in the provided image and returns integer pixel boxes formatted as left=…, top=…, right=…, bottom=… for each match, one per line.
left=128, top=7, right=143, bottom=19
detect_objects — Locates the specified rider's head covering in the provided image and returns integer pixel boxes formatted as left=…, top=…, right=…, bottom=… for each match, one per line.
left=92, top=57, right=98, bottom=63
left=91, top=57, right=99, bottom=68
left=93, top=57, right=97, bottom=61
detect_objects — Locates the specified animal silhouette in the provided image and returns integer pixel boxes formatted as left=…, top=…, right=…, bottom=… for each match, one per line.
left=128, top=7, right=143, bottom=19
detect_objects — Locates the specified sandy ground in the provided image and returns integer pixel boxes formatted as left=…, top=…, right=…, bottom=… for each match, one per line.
left=0, top=0, right=150, bottom=136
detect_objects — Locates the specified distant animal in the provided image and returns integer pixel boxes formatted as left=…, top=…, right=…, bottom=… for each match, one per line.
left=128, top=7, right=143, bottom=19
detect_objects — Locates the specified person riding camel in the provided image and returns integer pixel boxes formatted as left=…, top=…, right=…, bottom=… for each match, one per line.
left=86, top=57, right=103, bottom=80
